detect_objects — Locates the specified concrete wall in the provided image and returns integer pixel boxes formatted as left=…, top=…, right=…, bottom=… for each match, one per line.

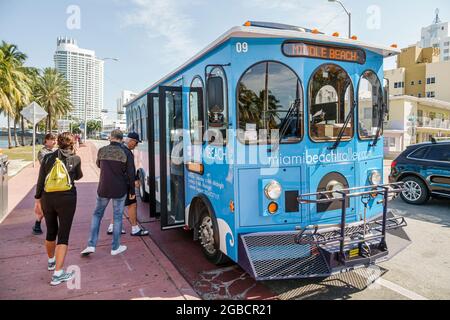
left=426, top=61, right=450, bottom=103
left=385, top=68, right=405, bottom=96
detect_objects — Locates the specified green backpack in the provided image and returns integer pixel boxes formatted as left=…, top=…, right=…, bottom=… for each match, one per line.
left=44, top=155, right=72, bottom=193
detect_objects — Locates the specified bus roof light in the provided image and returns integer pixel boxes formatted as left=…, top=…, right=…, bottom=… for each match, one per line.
left=351, top=35, right=358, bottom=40
left=244, top=21, right=252, bottom=27
left=332, top=32, right=340, bottom=37
left=391, top=44, right=398, bottom=48
left=311, top=28, right=320, bottom=34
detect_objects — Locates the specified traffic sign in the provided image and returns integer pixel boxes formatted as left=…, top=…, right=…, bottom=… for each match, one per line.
left=20, top=102, right=47, bottom=124
left=20, top=102, right=48, bottom=168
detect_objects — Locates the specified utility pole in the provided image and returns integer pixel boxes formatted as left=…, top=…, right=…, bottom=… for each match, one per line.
left=329, top=0, right=352, bottom=38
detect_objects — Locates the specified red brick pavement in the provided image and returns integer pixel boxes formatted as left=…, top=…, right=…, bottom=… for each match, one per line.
left=0, top=142, right=199, bottom=300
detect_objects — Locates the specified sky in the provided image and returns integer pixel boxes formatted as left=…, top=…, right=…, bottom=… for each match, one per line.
left=1, top=0, right=449, bottom=126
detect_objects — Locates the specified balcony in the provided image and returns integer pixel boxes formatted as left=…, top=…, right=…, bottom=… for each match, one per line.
left=417, top=117, right=450, bottom=130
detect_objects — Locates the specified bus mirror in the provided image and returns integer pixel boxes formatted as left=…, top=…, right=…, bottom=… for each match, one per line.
left=207, top=76, right=224, bottom=113
left=383, top=79, right=390, bottom=117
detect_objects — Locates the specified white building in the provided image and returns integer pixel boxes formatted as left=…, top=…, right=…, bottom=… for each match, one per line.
left=102, top=120, right=127, bottom=135
left=116, top=90, right=137, bottom=121
left=418, top=9, right=450, bottom=62
left=54, top=37, right=104, bottom=121
left=377, top=96, right=450, bottom=158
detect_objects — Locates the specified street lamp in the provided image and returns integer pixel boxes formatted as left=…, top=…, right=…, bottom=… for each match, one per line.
left=83, top=57, right=119, bottom=143
left=328, top=0, right=352, bottom=39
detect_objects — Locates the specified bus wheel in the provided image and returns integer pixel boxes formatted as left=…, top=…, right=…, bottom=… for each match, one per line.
left=138, top=174, right=149, bottom=203
left=198, top=205, right=228, bottom=265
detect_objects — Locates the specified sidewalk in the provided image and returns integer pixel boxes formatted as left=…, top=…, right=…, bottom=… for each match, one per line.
left=0, top=142, right=199, bottom=300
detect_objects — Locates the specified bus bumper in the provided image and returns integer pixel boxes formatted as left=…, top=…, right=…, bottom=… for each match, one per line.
left=238, top=183, right=411, bottom=281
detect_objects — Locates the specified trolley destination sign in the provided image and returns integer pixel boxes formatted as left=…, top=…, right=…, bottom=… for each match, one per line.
left=282, top=41, right=366, bottom=64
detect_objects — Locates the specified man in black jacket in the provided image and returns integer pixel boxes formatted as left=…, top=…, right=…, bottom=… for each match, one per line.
left=107, top=132, right=149, bottom=236
left=81, top=129, right=135, bottom=256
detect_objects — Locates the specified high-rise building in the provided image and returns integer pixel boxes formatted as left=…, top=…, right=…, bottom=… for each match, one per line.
left=116, top=90, right=137, bottom=121
left=418, top=9, right=450, bottom=62
left=54, top=37, right=104, bottom=122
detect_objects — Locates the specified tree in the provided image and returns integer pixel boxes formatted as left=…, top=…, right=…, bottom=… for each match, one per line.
left=71, top=122, right=81, bottom=134
left=33, top=68, right=72, bottom=133
left=0, top=41, right=30, bottom=148
left=87, top=120, right=101, bottom=137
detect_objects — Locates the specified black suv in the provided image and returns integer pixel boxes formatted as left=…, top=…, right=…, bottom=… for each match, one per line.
left=389, top=140, right=450, bottom=205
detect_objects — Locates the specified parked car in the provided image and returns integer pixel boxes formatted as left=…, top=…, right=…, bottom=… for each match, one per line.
left=99, top=132, right=109, bottom=140
left=389, top=140, right=450, bottom=205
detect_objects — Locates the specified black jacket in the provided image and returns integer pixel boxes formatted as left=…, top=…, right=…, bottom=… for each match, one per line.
left=96, top=141, right=136, bottom=199
left=35, top=149, right=83, bottom=199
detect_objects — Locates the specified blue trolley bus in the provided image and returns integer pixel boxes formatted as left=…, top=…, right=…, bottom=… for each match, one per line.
left=125, top=22, right=410, bottom=280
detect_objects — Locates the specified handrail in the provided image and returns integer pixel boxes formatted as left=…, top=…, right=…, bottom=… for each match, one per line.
left=295, top=182, right=405, bottom=263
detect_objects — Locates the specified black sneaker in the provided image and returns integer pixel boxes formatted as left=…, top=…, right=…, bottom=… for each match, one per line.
left=131, top=229, right=150, bottom=237
left=32, top=221, right=43, bottom=235
left=50, top=270, right=75, bottom=286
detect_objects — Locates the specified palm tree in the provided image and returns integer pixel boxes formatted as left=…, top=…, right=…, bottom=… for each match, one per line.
left=87, top=120, right=101, bottom=138
left=34, top=68, right=72, bottom=133
left=0, top=41, right=30, bottom=148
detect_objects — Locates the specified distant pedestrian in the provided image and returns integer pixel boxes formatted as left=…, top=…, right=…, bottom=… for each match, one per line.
left=34, top=132, right=83, bottom=286
left=81, top=129, right=136, bottom=257
left=107, top=132, right=149, bottom=237
left=32, top=133, right=57, bottom=235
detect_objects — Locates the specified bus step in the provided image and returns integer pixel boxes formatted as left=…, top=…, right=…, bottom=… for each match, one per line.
left=238, top=232, right=331, bottom=281
left=318, top=241, right=389, bottom=269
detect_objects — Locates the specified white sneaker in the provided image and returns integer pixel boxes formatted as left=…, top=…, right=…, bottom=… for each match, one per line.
left=80, top=246, right=96, bottom=256
left=107, top=224, right=126, bottom=235
left=111, top=245, right=127, bottom=256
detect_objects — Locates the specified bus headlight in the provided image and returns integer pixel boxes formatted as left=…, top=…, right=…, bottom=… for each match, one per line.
left=369, top=170, right=382, bottom=185
left=326, top=180, right=345, bottom=199
left=264, top=180, right=282, bottom=200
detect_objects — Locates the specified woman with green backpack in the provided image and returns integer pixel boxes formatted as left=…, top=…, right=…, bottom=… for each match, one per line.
left=34, top=132, right=83, bottom=286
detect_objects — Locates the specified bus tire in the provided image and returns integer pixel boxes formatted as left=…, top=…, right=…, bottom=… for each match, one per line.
left=197, top=202, right=229, bottom=266
left=138, top=173, right=149, bottom=203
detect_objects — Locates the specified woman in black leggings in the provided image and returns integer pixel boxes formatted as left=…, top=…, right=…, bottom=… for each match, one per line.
left=34, top=132, right=83, bottom=286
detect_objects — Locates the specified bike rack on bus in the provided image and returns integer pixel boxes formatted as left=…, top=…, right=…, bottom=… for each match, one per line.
left=295, top=182, right=407, bottom=265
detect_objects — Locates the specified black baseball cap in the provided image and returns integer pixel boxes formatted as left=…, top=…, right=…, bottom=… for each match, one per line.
left=127, top=132, right=142, bottom=143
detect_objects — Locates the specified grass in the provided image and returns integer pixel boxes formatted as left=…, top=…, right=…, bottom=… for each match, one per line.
left=0, top=145, right=39, bottom=161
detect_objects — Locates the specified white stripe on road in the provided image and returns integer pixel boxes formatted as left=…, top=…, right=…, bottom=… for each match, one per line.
left=376, top=278, right=428, bottom=300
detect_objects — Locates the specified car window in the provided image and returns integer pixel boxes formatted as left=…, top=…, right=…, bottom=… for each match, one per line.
left=427, top=145, right=450, bottom=162
left=408, top=147, right=429, bottom=159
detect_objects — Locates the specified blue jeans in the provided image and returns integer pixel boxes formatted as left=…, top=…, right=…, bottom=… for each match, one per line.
left=88, top=195, right=126, bottom=251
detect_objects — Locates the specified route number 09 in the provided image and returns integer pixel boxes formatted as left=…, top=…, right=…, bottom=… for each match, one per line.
left=236, top=42, right=248, bottom=53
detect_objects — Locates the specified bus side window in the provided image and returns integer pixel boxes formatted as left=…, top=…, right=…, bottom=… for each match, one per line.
left=189, top=76, right=205, bottom=145
left=206, top=67, right=227, bottom=144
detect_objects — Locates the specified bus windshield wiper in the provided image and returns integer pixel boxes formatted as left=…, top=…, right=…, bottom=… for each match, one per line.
left=370, top=107, right=384, bottom=147
left=278, top=99, right=301, bottom=143
left=328, top=103, right=355, bottom=150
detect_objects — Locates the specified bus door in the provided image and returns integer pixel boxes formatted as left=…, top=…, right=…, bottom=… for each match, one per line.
left=158, top=86, right=185, bottom=230
left=147, top=93, right=160, bottom=218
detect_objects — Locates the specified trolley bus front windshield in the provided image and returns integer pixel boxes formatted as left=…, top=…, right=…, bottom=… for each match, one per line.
left=309, top=64, right=354, bottom=142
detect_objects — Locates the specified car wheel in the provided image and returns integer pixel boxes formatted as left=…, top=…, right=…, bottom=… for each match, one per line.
left=197, top=203, right=229, bottom=265
left=400, top=176, right=430, bottom=205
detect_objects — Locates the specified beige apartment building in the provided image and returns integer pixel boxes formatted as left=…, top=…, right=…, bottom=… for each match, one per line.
left=380, top=96, right=450, bottom=158
left=385, top=45, right=450, bottom=102
left=382, top=43, right=450, bottom=157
